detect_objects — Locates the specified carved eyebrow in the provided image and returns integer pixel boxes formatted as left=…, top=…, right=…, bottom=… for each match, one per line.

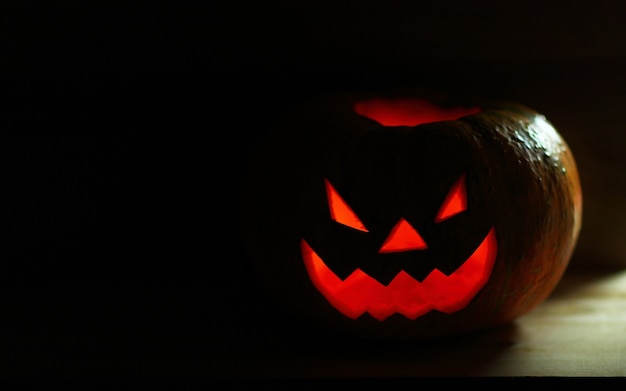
left=325, top=178, right=368, bottom=232
left=435, top=174, right=468, bottom=223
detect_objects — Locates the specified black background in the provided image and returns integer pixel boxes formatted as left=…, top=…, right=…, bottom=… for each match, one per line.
left=5, top=1, right=626, bottom=387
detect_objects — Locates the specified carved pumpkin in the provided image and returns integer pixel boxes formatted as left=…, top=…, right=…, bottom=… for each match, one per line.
left=240, top=89, right=582, bottom=340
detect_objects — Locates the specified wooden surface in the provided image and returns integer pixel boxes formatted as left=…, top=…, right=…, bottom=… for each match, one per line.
left=210, top=265, right=625, bottom=379
left=9, top=264, right=626, bottom=387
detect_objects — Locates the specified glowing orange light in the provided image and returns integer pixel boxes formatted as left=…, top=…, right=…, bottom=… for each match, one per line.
left=301, top=228, right=497, bottom=320
left=310, top=175, right=497, bottom=320
left=353, top=98, right=481, bottom=126
left=325, top=178, right=368, bottom=232
left=379, top=218, right=427, bottom=253
left=435, top=174, right=468, bottom=222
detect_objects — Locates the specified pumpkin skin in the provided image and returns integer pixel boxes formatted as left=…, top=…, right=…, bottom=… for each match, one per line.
left=240, top=89, right=582, bottom=340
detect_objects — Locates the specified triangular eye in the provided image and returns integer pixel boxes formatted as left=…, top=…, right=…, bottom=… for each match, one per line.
left=435, top=174, right=468, bottom=223
left=325, top=179, right=368, bottom=232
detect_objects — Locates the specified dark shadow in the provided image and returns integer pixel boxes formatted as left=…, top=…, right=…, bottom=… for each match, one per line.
left=6, top=2, right=626, bottom=387
left=242, top=321, right=522, bottom=379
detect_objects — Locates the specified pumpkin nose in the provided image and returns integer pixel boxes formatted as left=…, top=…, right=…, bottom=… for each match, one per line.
left=379, top=218, right=428, bottom=253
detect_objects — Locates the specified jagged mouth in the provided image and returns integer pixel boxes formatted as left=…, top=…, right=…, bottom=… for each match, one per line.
left=300, top=227, right=497, bottom=321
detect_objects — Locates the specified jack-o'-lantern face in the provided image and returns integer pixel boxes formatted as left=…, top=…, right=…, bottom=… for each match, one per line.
left=294, top=99, right=498, bottom=321
left=301, top=174, right=497, bottom=321
left=240, top=91, right=581, bottom=340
